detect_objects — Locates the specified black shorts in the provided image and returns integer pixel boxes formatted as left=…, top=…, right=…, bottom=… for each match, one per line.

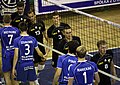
left=51, top=51, right=59, bottom=68
left=33, top=46, right=45, bottom=64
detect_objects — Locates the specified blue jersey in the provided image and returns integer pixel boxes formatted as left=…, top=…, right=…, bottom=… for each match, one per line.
left=14, top=36, right=38, bottom=64
left=69, top=60, right=98, bottom=85
left=0, top=26, right=20, bottom=56
left=57, top=54, right=78, bottom=84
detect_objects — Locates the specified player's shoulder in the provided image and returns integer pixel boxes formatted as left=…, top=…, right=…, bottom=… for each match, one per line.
left=72, top=36, right=80, bottom=39
left=59, top=54, right=69, bottom=60
left=48, top=24, right=55, bottom=30
left=28, top=35, right=36, bottom=39
left=87, top=60, right=97, bottom=65
left=93, top=52, right=100, bottom=58
left=60, top=22, right=67, bottom=26
left=28, top=36, right=38, bottom=42
left=59, top=54, right=67, bottom=58
left=11, top=12, right=18, bottom=16
left=106, top=49, right=113, bottom=55
left=0, top=27, right=4, bottom=33
left=59, top=38, right=67, bottom=43
left=14, top=36, right=22, bottom=41
left=11, top=26, right=19, bottom=31
left=91, top=53, right=100, bottom=62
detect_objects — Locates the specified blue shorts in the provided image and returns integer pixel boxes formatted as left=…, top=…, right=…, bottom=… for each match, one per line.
left=16, top=62, right=37, bottom=82
left=2, top=51, right=14, bottom=72
left=59, top=82, right=68, bottom=85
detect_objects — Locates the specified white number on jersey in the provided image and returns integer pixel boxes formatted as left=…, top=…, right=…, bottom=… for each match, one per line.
left=58, top=35, right=62, bottom=39
left=8, top=34, right=13, bottom=44
left=83, top=71, right=87, bottom=84
left=105, top=64, right=108, bottom=69
left=68, top=64, right=73, bottom=76
left=35, top=30, right=40, bottom=35
left=25, top=44, right=30, bottom=55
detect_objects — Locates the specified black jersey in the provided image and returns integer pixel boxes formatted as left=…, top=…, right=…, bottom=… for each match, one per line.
left=28, top=19, right=46, bottom=56
left=28, top=19, right=45, bottom=43
left=91, top=50, right=113, bottom=85
left=11, top=12, right=30, bottom=28
left=47, top=22, right=66, bottom=49
left=11, top=12, right=27, bottom=21
left=58, top=36, right=81, bottom=54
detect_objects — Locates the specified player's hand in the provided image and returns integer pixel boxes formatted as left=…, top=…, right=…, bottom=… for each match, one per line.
left=111, top=79, right=116, bottom=85
left=12, top=69, right=17, bottom=78
left=42, top=54, right=47, bottom=60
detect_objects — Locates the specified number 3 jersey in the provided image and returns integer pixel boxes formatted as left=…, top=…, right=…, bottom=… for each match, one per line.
left=0, top=26, right=20, bottom=57
left=14, top=35, right=38, bottom=63
left=47, top=22, right=66, bottom=49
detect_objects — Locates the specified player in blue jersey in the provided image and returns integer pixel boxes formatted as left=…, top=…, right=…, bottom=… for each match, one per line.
left=12, top=22, right=46, bottom=85
left=52, top=40, right=80, bottom=85
left=0, top=15, right=20, bottom=85
left=68, top=46, right=100, bottom=85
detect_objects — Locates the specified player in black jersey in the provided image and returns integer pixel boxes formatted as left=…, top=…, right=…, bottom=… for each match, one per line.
left=91, top=40, right=117, bottom=85
left=27, top=10, right=47, bottom=85
left=11, top=1, right=30, bottom=28
left=58, top=24, right=81, bottom=54
left=47, top=11, right=67, bottom=68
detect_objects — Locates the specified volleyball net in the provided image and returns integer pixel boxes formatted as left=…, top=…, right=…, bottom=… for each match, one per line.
left=35, top=0, right=120, bottom=82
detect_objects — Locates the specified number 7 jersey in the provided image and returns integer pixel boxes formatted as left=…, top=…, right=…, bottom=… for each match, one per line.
left=0, top=26, right=20, bottom=56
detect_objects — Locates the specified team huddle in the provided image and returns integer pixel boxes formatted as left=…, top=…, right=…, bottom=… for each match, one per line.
left=0, top=1, right=117, bottom=85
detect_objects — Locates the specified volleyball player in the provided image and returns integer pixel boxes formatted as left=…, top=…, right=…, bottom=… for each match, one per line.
left=0, top=15, right=20, bottom=85
left=11, top=1, right=30, bottom=28
left=68, top=46, right=100, bottom=85
left=52, top=40, right=80, bottom=85
left=58, top=24, right=81, bottom=54
left=12, top=22, right=46, bottom=85
left=47, top=11, right=67, bottom=68
left=0, top=21, right=5, bottom=85
left=91, top=40, right=117, bottom=85
left=27, top=10, right=47, bottom=85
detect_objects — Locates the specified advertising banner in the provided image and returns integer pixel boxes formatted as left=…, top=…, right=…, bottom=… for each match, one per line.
left=34, top=0, right=120, bottom=15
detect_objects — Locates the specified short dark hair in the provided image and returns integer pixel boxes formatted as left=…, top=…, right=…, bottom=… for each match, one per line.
left=27, top=9, right=35, bottom=15
left=64, top=24, right=71, bottom=29
left=97, top=40, right=107, bottom=48
left=67, top=40, right=80, bottom=54
left=18, top=22, right=28, bottom=31
left=17, top=1, right=24, bottom=7
left=76, top=46, right=87, bottom=58
left=52, top=11, right=60, bottom=16
left=3, top=15, right=11, bottom=23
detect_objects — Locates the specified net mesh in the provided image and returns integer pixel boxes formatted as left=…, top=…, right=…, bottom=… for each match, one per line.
left=42, top=11, right=120, bottom=51
left=35, top=0, right=120, bottom=80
